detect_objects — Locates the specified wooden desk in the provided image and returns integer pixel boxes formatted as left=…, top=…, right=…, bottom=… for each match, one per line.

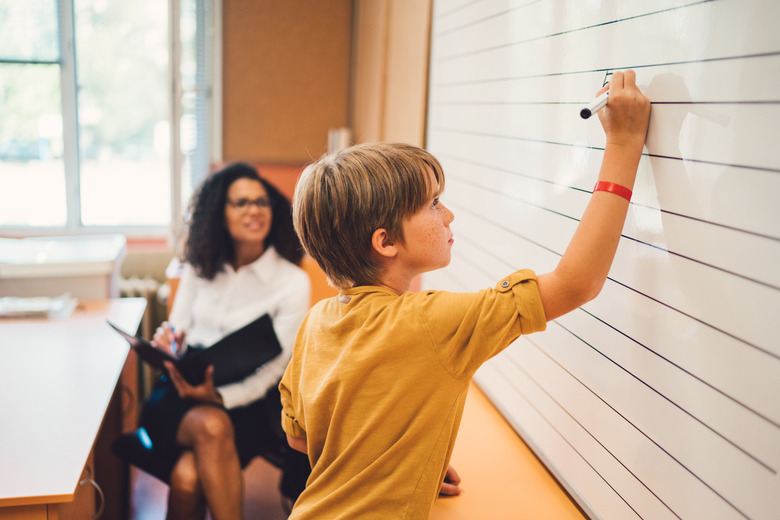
left=0, top=299, right=146, bottom=519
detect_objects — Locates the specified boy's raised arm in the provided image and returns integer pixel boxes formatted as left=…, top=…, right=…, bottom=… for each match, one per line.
left=537, top=70, right=651, bottom=321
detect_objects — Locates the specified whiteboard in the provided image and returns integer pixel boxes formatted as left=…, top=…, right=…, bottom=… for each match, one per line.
left=423, top=1, right=780, bottom=519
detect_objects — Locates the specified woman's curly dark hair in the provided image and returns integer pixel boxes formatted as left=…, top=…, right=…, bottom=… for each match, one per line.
left=183, top=162, right=304, bottom=280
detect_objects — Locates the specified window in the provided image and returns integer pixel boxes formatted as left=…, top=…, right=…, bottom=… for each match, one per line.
left=0, top=0, right=218, bottom=236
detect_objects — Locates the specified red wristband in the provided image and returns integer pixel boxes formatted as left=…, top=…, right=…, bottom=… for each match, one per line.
left=593, top=181, right=632, bottom=202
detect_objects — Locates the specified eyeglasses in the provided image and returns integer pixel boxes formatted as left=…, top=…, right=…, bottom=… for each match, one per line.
left=226, top=197, right=271, bottom=212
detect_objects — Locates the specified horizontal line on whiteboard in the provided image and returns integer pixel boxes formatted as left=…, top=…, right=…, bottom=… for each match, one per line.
left=490, top=360, right=654, bottom=519
left=439, top=151, right=779, bottom=241
left=579, top=307, right=780, bottom=430
left=0, top=58, right=61, bottom=66
left=618, top=201, right=779, bottom=243
left=434, top=100, right=780, bottom=107
left=448, top=202, right=778, bottom=360
left=435, top=0, right=715, bottom=62
left=656, top=100, right=780, bottom=106
left=444, top=168, right=582, bottom=222
left=609, top=277, right=779, bottom=361
left=621, top=235, right=780, bottom=291
left=444, top=166, right=780, bottom=288
left=529, top=335, right=754, bottom=519
left=435, top=0, right=542, bottom=37
left=438, top=150, right=780, bottom=242
left=435, top=0, right=485, bottom=20
left=449, top=201, right=566, bottom=259
left=432, top=50, right=780, bottom=87
left=645, top=151, right=779, bottom=174
left=438, top=151, right=563, bottom=186
left=432, top=126, right=780, bottom=174
left=554, top=319, right=777, bottom=473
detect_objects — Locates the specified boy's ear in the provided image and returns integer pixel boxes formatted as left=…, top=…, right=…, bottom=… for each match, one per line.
left=371, top=228, right=398, bottom=258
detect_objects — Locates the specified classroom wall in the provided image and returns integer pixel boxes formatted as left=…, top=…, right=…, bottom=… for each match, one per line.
left=221, top=0, right=352, bottom=163
left=423, top=1, right=780, bottom=519
left=350, top=0, right=432, bottom=146
left=220, top=0, right=431, bottom=179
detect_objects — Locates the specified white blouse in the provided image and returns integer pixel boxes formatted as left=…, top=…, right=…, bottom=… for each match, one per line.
left=169, top=246, right=311, bottom=409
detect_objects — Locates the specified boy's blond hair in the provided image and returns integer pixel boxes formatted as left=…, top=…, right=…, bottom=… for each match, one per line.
left=293, top=142, right=445, bottom=290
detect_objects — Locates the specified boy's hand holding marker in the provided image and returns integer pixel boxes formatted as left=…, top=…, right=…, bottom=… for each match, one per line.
left=595, top=70, right=651, bottom=150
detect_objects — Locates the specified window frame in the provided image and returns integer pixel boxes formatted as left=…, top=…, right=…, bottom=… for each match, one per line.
left=0, top=0, right=221, bottom=242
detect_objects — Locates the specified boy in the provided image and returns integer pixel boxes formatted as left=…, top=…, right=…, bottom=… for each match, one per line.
left=280, top=70, right=650, bottom=519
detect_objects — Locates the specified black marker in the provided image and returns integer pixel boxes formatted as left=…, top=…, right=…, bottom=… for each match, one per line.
left=580, top=91, right=609, bottom=119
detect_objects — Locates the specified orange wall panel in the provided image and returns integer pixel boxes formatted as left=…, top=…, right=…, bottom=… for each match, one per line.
left=222, top=0, right=352, bottom=163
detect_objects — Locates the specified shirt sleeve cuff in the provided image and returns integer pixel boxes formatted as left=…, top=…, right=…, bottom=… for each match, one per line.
left=215, top=384, right=241, bottom=409
left=281, top=410, right=307, bottom=438
left=495, top=269, right=547, bottom=334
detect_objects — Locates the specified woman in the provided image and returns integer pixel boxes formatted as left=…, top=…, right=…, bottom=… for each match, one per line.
left=150, top=162, right=311, bottom=520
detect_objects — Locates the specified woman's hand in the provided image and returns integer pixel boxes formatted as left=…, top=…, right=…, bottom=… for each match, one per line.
left=439, top=464, right=462, bottom=496
left=152, top=321, right=185, bottom=356
left=163, top=362, right=224, bottom=405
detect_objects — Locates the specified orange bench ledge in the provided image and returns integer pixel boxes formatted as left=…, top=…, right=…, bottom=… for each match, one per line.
left=430, top=383, right=586, bottom=520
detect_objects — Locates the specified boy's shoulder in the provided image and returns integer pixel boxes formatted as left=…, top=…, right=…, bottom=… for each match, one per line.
left=304, top=286, right=469, bottom=327
left=306, top=270, right=540, bottom=321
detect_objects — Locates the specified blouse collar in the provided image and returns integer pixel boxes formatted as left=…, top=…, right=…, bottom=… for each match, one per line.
left=230, top=245, right=280, bottom=283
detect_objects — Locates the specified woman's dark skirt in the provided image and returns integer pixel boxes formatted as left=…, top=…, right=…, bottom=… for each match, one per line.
left=132, top=374, right=310, bottom=500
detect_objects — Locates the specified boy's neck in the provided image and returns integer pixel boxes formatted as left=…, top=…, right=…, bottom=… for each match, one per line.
left=373, top=280, right=409, bottom=295
left=372, top=262, right=423, bottom=295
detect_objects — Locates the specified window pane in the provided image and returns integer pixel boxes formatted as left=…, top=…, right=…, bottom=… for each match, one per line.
left=0, top=64, right=67, bottom=226
left=180, top=0, right=212, bottom=210
left=75, top=0, right=170, bottom=226
left=0, top=0, right=60, bottom=62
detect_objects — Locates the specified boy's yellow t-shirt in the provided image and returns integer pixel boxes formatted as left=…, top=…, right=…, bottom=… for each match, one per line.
left=279, top=269, right=547, bottom=519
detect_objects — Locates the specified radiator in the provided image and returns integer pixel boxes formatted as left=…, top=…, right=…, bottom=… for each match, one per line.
left=118, top=276, right=160, bottom=340
left=119, top=276, right=162, bottom=402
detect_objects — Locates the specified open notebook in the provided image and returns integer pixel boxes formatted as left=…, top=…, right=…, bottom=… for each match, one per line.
left=108, top=313, right=282, bottom=386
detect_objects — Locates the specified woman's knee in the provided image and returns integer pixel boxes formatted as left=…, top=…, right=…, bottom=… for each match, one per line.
left=179, top=406, right=235, bottom=446
left=169, top=451, right=200, bottom=493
